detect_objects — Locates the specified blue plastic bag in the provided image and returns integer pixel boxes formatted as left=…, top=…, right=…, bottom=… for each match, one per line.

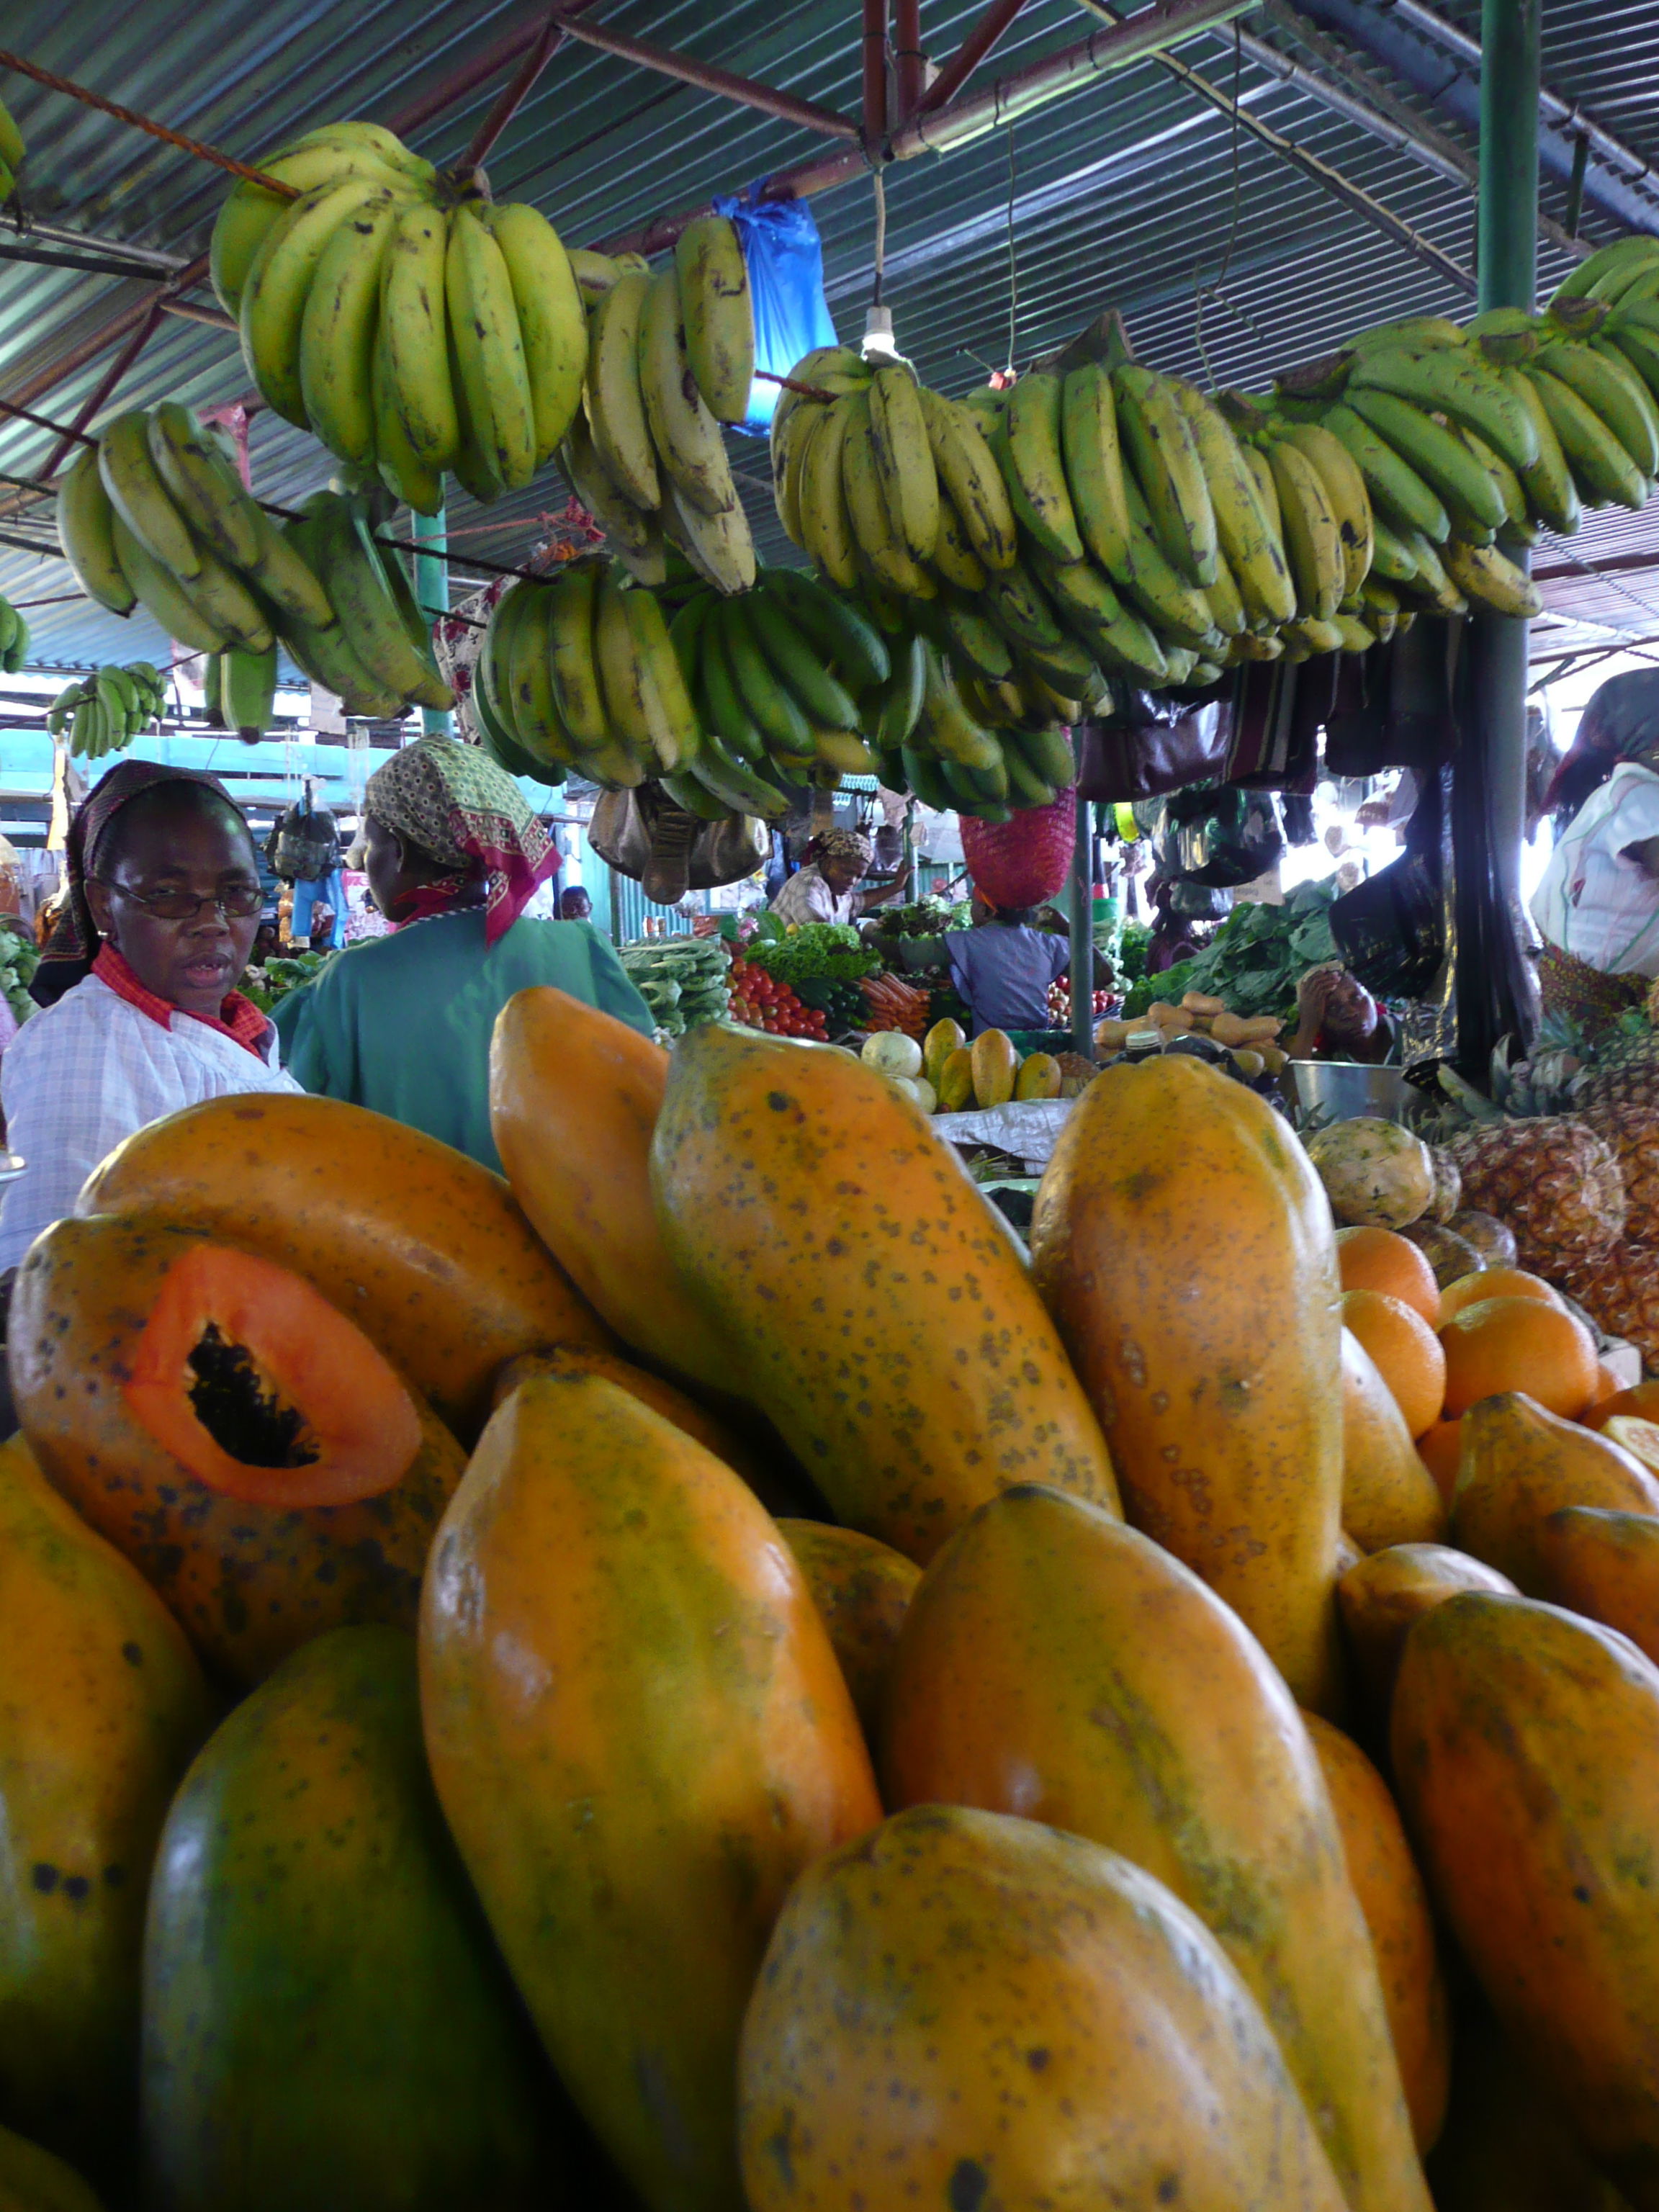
left=712, top=190, right=840, bottom=436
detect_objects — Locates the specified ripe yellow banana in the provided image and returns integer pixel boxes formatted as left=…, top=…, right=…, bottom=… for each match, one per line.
left=485, top=201, right=587, bottom=467
left=446, top=204, right=536, bottom=493
left=506, top=583, right=574, bottom=768
left=839, top=389, right=935, bottom=598
left=675, top=215, right=754, bottom=426
left=918, top=385, right=1015, bottom=570
left=562, top=413, right=666, bottom=585
left=658, top=480, right=756, bottom=597
left=1440, top=539, right=1543, bottom=619
left=626, top=586, right=699, bottom=771
left=372, top=315, right=444, bottom=516
left=240, top=174, right=387, bottom=426
left=299, top=189, right=400, bottom=466
left=1059, top=361, right=1131, bottom=580
left=145, top=403, right=262, bottom=572
left=58, top=446, right=137, bottom=615
left=1000, top=370, right=1084, bottom=564
left=797, top=399, right=860, bottom=590
left=381, top=201, right=459, bottom=468
left=867, top=364, right=940, bottom=565
left=1265, top=436, right=1345, bottom=621
left=109, top=514, right=226, bottom=655
left=638, top=265, right=737, bottom=518
left=1271, top=421, right=1373, bottom=601
left=544, top=561, right=611, bottom=747
left=593, top=567, right=657, bottom=768
left=211, top=143, right=423, bottom=315
left=930, top=494, right=988, bottom=594
left=773, top=399, right=821, bottom=549
left=1112, top=363, right=1218, bottom=586
left=1170, top=379, right=1297, bottom=625
left=99, top=410, right=202, bottom=581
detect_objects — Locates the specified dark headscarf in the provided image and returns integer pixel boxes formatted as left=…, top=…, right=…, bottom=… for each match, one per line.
left=1542, top=670, right=1659, bottom=830
left=33, top=758, right=251, bottom=1008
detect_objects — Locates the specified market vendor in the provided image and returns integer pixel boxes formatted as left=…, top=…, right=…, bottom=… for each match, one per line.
left=768, top=828, right=906, bottom=927
left=1286, top=962, right=1393, bottom=1064
left=1530, top=734, right=1659, bottom=1026
left=944, top=894, right=1071, bottom=1039
left=0, top=760, right=300, bottom=1273
left=277, top=738, right=652, bottom=1171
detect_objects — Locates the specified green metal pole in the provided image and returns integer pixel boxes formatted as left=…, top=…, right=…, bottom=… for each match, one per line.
left=1460, top=0, right=1539, bottom=1053
left=413, top=505, right=452, bottom=737
left=1069, top=742, right=1093, bottom=1058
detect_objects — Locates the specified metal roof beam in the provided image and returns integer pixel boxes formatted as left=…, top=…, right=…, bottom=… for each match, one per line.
left=914, top=0, right=1035, bottom=119
left=603, top=0, right=1255, bottom=256
left=548, top=12, right=862, bottom=141
left=1280, top=0, right=1659, bottom=235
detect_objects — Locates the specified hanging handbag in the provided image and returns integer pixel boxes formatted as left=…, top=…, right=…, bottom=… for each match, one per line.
left=270, top=799, right=338, bottom=883
left=1075, top=682, right=1233, bottom=803
left=589, top=785, right=769, bottom=907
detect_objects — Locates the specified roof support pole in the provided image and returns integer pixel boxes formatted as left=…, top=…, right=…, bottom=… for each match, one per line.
left=917, top=0, right=1033, bottom=117
left=40, top=296, right=162, bottom=477
left=894, top=0, right=925, bottom=119
left=414, top=505, right=452, bottom=737
left=549, top=13, right=861, bottom=139
left=1457, top=0, right=1541, bottom=1064
left=863, top=0, right=889, bottom=146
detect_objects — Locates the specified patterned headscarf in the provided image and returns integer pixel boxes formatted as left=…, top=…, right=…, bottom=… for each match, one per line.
left=804, top=827, right=873, bottom=873
left=32, top=757, right=251, bottom=1008
left=364, top=737, right=555, bottom=945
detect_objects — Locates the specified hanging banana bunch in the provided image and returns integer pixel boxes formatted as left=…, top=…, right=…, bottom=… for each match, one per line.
left=0, top=593, right=29, bottom=675
left=0, top=96, right=22, bottom=204
left=46, top=662, right=168, bottom=760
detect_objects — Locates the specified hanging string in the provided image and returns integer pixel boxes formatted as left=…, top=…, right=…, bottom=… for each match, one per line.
left=1004, top=122, right=1019, bottom=379
left=1192, top=22, right=1246, bottom=394
left=871, top=161, right=888, bottom=310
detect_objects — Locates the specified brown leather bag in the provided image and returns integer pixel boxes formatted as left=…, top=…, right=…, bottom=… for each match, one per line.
left=589, top=785, right=768, bottom=907
left=1075, top=688, right=1233, bottom=803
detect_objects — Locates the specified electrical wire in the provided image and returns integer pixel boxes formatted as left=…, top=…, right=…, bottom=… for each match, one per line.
left=1192, top=22, right=1245, bottom=392
left=1004, top=123, right=1019, bottom=378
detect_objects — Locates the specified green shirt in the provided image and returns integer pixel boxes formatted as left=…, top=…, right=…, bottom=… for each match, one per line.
left=276, top=909, right=655, bottom=1172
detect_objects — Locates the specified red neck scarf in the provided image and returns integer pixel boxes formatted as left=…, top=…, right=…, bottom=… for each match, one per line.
left=93, top=944, right=272, bottom=1059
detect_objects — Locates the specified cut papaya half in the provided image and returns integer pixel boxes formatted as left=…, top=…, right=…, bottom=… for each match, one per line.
left=124, top=1243, right=423, bottom=1508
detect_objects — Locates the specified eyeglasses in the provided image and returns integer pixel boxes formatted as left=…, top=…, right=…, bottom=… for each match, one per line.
left=97, top=880, right=264, bottom=922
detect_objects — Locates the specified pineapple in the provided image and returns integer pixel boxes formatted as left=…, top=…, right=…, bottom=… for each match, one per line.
left=1561, top=994, right=1659, bottom=1118
left=1577, top=1102, right=1659, bottom=1246
left=1561, top=1244, right=1659, bottom=1372
left=1413, top=1040, right=1627, bottom=1280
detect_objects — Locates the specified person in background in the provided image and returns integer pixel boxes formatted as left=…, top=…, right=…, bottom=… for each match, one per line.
left=0, top=760, right=300, bottom=1274
left=559, top=885, right=593, bottom=922
left=944, top=894, right=1071, bottom=1039
left=1531, top=673, right=1659, bottom=1037
left=250, top=918, right=282, bottom=966
left=1287, top=962, right=1394, bottom=1064
left=1146, top=878, right=1200, bottom=976
left=278, top=739, right=653, bottom=1171
left=768, top=828, right=906, bottom=927
left=302, top=902, right=336, bottom=954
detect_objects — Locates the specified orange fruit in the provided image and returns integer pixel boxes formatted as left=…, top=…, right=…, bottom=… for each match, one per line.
left=1591, top=1362, right=1624, bottom=1409
left=1586, top=1380, right=1659, bottom=1434
left=1416, top=1418, right=1464, bottom=1504
left=1439, top=1296, right=1600, bottom=1423
left=1336, top=1227, right=1441, bottom=1328
left=1341, top=1288, right=1447, bottom=1440
left=1438, top=1267, right=1564, bottom=1326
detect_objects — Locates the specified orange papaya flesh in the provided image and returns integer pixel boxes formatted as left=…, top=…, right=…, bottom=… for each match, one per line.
left=488, top=988, right=732, bottom=1393
left=650, top=1023, right=1119, bottom=1565
left=12, top=1214, right=466, bottom=1689
left=1393, top=1591, right=1659, bottom=2203
left=420, top=1367, right=881, bottom=2212
left=881, top=1484, right=1430, bottom=2212
left=124, top=1241, right=422, bottom=1509
left=76, top=1090, right=611, bottom=1444
left=1303, top=1709, right=1451, bottom=2155
left=1337, top=1542, right=1519, bottom=1727
left=0, top=1432, right=213, bottom=2185
left=776, top=1518, right=920, bottom=1737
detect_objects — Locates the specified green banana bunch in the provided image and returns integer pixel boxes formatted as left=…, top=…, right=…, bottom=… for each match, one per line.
left=0, top=593, right=29, bottom=675
left=211, top=120, right=588, bottom=511
left=0, top=96, right=23, bottom=205
left=281, top=490, right=454, bottom=719
left=46, top=661, right=168, bottom=759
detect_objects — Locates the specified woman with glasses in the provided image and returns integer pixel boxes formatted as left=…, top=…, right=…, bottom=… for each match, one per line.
left=0, top=760, right=300, bottom=1273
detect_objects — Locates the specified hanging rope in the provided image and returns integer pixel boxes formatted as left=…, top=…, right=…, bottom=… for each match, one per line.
left=0, top=48, right=302, bottom=197
left=1004, top=122, right=1019, bottom=379
left=870, top=161, right=888, bottom=310
left=1192, top=22, right=1246, bottom=393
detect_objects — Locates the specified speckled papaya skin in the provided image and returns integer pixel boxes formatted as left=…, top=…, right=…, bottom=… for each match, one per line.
left=1336, top=1543, right=1518, bottom=1723
left=1393, top=1593, right=1659, bottom=2209
left=0, top=1432, right=212, bottom=2186
left=1538, top=1506, right=1659, bottom=1666
left=648, top=1024, right=1119, bottom=1565
left=737, top=1804, right=1352, bottom=2212
left=77, top=1091, right=613, bottom=1443
left=142, top=1627, right=562, bottom=2212
left=776, top=1519, right=920, bottom=1737
left=9, top=1214, right=465, bottom=1688
left=1029, top=1052, right=1346, bottom=1712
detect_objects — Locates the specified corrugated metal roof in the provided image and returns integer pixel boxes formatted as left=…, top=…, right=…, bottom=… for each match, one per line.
left=0, top=0, right=1655, bottom=683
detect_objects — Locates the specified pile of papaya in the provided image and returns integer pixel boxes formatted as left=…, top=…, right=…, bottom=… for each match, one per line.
left=5, top=999, right=1659, bottom=2210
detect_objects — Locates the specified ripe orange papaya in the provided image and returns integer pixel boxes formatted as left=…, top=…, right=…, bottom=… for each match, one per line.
left=1537, top=1506, right=1659, bottom=1667
left=142, top=1627, right=565, bottom=2212
left=1030, top=1051, right=1346, bottom=1712
left=776, top=1519, right=920, bottom=1737
left=489, top=989, right=732, bottom=1393
left=970, top=1027, right=1018, bottom=1107
left=77, top=1091, right=609, bottom=1443
left=0, top=1431, right=213, bottom=2185
left=922, top=1017, right=965, bottom=1091
left=420, top=1367, right=881, bottom=2212
left=0, top=2121, right=107, bottom=2212
left=1449, top=1392, right=1659, bottom=1594
left=1392, top=1591, right=1659, bottom=2205
left=881, top=1485, right=1430, bottom=2212
left=738, top=1804, right=1351, bottom=2212
left=936, top=1046, right=974, bottom=1112
left=650, top=1025, right=1119, bottom=1564
left=1343, top=1329, right=1447, bottom=1552
left=490, top=1343, right=806, bottom=1516
left=11, top=1215, right=466, bottom=1687
left=1425, top=2000, right=1630, bottom=2212
left=1303, top=1711, right=1451, bottom=2155
left=1336, top=1543, right=1519, bottom=1723
left=1014, top=1050, right=1061, bottom=1100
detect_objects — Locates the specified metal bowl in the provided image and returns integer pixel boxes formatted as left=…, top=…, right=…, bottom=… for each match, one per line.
left=1283, top=1061, right=1413, bottom=1125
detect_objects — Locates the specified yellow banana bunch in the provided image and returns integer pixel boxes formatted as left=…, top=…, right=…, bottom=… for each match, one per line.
left=211, top=120, right=587, bottom=513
